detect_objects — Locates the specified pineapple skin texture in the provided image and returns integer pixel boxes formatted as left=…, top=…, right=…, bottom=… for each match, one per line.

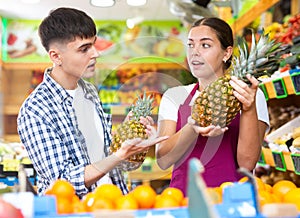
left=191, top=76, right=241, bottom=128
left=110, top=119, right=148, bottom=171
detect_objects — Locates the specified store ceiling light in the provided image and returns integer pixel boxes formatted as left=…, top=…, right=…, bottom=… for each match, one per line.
left=126, top=16, right=144, bottom=29
left=90, top=0, right=115, bottom=7
left=126, top=0, right=147, bottom=7
left=21, top=0, right=40, bottom=4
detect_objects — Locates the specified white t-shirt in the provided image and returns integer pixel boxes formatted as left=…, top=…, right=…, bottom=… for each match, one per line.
left=158, top=83, right=270, bottom=129
left=68, top=86, right=112, bottom=185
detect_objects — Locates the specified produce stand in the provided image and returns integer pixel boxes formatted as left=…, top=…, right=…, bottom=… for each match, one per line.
left=7, top=158, right=298, bottom=218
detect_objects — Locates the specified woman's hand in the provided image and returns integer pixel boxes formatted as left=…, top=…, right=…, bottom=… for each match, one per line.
left=187, top=116, right=228, bottom=137
left=229, top=74, right=258, bottom=112
left=124, top=111, right=154, bottom=126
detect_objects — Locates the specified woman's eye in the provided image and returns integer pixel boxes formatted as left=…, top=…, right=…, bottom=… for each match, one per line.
left=187, top=43, right=194, bottom=48
left=202, top=43, right=210, bottom=48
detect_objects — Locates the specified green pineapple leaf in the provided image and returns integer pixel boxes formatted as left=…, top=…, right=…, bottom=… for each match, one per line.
left=231, top=30, right=282, bottom=82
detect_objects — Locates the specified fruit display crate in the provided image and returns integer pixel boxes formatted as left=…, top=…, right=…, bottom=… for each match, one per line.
left=262, top=116, right=300, bottom=173
left=0, top=163, right=37, bottom=186
left=260, top=68, right=300, bottom=100
left=5, top=158, right=300, bottom=218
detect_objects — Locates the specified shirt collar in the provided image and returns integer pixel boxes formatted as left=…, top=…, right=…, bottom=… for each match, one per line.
left=43, top=68, right=96, bottom=104
left=43, top=68, right=72, bottom=104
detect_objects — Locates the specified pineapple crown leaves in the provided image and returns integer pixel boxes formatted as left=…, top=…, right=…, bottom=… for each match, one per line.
left=130, top=91, right=154, bottom=121
left=231, top=31, right=282, bottom=81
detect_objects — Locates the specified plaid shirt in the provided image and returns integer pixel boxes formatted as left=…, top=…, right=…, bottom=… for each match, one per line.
left=17, top=68, right=128, bottom=197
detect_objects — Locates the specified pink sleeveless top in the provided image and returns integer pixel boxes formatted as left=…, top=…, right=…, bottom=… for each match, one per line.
left=169, top=83, right=242, bottom=196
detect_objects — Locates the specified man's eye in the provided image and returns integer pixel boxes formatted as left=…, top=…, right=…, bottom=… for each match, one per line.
left=81, top=47, right=89, bottom=52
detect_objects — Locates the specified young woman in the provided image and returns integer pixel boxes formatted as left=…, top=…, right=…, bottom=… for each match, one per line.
left=156, top=17, right=269, bottom=196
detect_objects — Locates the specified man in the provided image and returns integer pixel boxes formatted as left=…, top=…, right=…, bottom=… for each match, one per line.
left=17, top=7, right=167, bottom=198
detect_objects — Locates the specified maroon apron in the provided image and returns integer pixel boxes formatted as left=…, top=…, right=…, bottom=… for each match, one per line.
left=169, top=83, right=242, bottom=196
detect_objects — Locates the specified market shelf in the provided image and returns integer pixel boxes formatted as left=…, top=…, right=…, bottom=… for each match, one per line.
left=259, top=147, right=300, bottom=174
left=260, top=69, right=300, bottom=100
left=128, top=162, right=172, bottom=182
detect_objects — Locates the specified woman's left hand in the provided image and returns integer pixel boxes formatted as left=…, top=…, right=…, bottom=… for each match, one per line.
left=187, top=116, right=228, bottom=137
left=229, top=74, right=258, bottom=112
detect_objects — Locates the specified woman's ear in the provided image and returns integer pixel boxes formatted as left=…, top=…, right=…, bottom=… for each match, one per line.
left=224, top=46, right=233, bottom=62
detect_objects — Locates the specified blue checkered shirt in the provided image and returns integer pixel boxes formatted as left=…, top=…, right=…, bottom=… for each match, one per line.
left=17, top=68, right=128, bottom=197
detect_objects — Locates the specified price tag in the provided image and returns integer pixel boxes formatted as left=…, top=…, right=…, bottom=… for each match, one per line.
left=103, top=106, right=111, bottom=114
left=291, top=153, right=300, bottom=175
left=291, top=72, right=300, bottom=95
left=259, top=83, right=268, bottom=101
left=257, top=152, right=266, bottom=165
left=272, top=78, right=287, bottom=99
left=272, top=151, right=286, bottom=171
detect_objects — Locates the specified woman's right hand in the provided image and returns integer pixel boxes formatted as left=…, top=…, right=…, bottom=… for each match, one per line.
left=187, top=116, right=228, bottom=137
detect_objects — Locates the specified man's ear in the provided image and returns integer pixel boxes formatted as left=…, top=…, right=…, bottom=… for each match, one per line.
left=49, top=49, right=62, bottom=66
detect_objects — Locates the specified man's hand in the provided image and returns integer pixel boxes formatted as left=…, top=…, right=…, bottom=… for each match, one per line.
left=115, top=125, right=169, bottom=160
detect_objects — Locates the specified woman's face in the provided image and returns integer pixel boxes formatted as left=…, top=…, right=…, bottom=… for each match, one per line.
left=187, top=25, right=230, bottom=82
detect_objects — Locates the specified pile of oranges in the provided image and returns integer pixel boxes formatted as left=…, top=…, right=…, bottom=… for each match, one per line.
left=45, top=179, right=188, bottom=214
left=212, top=176, right=300, bottom=210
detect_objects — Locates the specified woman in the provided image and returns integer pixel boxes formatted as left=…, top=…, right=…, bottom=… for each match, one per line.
left=156, top=17, right=269, bottom=196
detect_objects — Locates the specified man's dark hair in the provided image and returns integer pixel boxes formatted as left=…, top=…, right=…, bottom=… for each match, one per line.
left=38, top=7, right=96, bottom=51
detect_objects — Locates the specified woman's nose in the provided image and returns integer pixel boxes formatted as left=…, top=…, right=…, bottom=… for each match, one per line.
left=192, top=47, right=200, bottom=56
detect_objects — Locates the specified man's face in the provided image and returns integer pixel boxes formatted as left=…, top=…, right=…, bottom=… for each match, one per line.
left=59, top=36, right=99, bottom=79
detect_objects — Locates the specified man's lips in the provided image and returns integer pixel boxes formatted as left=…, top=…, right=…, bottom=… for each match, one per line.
left=87, top=62, right=96, bottom=68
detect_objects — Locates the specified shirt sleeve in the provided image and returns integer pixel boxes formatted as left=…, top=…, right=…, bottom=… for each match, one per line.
left=256, top=88, right=270, bottom=132
left=158, top=85, right=193, bottom=122
left=17, top=112, right=89, bottom=196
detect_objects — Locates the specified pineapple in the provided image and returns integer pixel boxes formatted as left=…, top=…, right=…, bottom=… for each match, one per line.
left=191, top=32, right=282, bottom=127
left=110, top=92, right=154, bottom=171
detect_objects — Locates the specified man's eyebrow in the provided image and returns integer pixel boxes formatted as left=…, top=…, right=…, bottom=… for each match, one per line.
left=78, top=37, right=97, bottom=49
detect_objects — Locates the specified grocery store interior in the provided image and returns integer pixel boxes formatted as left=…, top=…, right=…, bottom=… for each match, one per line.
left=0, top=0, right=300, bottom=217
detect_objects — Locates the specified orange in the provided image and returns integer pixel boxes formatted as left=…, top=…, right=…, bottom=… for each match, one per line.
left=91, top=197, right=114, bottom=211
left=94, top=184, right=123, bottom=202
left=283, top=188, right=300, bottom=210
left=238, top=176, right=248, bottom=183
left=238, top=176, right=266, bottom=191
left=270, top=193, right=281, bottom=203
left=265, top=183, right=273, bottom=193
left=115, top=194, right=139, bottom=210
left=214, top=186, right=223, bottom=196
left=44, top=187, right=53, bottom=195
left=255, top=177, right=266, bottom=191
left=161, top=187, right=184, bottom=204
left=181, top=197, right=189, bottom=207
left=82, top=192, right=96, bottom=212
left=206, top=187, right=222, bottom=204
left=272, top=180, right=297, bottom=200
left=220, top=181, right=233, bottom=190
left=51, top=179, right=76, bottom=200
left=258, top=190, right=273, bottom=207
left=131, top=184, right=157, bottom=209
left=154, top=195, right=180, bottom=208
left=56, top=197, right=73, bottom=214
left=73, top=200, right=87, bottom=213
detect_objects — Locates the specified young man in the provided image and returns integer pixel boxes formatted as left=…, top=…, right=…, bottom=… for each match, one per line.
left=17, top=7, right=167, bottom=198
